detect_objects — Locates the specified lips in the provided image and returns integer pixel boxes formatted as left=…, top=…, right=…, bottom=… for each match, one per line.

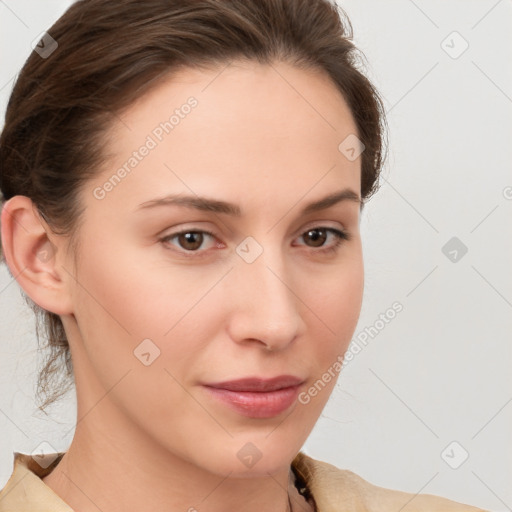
left=205, top=375, right=304, bottom=392
left=202, top=375, right=305, bottom=418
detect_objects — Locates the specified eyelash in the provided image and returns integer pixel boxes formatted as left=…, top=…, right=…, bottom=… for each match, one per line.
left=160, top=226, right=351, bottom=258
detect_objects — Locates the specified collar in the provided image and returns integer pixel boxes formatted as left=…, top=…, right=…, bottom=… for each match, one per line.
left=0, top=452, right=72, bottom=511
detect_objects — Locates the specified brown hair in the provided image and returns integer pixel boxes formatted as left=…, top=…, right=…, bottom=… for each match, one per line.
left=0, top=0, right=386, bottom=411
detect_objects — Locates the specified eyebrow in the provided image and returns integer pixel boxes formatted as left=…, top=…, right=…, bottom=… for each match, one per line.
left=137, top=188, right=362, bottom=216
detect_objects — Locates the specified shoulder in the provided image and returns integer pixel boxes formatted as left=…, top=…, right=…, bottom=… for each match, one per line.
left=291, top=452, right=489, bottom=512
left=0, top=452, right=71, bottom=512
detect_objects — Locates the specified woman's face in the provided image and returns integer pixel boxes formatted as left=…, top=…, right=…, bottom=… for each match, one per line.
left=61, top=60, right=364, bottom=476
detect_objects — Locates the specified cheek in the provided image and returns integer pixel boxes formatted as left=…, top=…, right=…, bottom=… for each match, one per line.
left=73, top=241, right=205, bottom=332
left=306, top=251, right=364, bottom=350
left=293, top=258, right=363, bottom=415
left=68, top=247, right=211, bottom=429
left=69, top=242, right=223, bottom=382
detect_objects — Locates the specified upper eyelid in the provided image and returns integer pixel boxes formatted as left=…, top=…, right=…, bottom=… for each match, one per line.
left=163, top=223, right=346, bottom=239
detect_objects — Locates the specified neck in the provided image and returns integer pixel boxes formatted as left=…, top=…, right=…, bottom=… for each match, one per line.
left=42, top=398, right=310, bottom=512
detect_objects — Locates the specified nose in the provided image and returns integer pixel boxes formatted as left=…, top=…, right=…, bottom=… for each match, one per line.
left=226, top=243, right=306, bottom=351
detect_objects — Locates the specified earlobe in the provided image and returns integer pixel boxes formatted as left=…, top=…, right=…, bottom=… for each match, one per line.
left=1, top=195, right=73, bottom=315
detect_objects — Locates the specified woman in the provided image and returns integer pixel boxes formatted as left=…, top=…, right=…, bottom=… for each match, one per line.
left=0, top=0, right=488, bottom=510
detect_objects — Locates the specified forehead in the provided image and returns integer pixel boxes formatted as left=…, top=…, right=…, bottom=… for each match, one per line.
left=89, top=60, right=361, bottom=214
left=117, top=59, right=357, bottom=139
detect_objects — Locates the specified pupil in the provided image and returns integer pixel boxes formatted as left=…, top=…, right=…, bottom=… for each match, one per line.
left=180, top=232, right=203, bottom=250
left=306, top=229, right=326, bottom=247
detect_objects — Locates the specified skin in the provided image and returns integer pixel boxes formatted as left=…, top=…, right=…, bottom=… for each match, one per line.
left=1, top=60, right=364, bottom=512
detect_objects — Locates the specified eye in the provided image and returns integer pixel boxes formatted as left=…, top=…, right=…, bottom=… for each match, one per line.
left=160, top=229, right=218, bottom=253
left=295, top=227, right=350, bottom=253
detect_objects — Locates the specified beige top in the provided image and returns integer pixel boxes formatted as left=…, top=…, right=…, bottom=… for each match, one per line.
left=0, top=451, right=487, bottom=511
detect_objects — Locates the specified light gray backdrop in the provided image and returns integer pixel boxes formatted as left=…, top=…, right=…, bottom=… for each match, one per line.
left=0, top=1, right=510, bottom=510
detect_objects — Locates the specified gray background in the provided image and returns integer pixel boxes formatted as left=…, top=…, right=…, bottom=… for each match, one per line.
left=0, top=1, right=511, bottom=510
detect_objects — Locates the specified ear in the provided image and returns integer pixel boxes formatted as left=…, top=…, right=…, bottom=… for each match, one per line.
left=1, top=195, right=73, bottom=315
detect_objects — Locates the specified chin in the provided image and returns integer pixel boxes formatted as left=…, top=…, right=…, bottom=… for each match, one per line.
left=176, top=435, right=300, bottom=478
left=226, top=436, right=304, bottom=477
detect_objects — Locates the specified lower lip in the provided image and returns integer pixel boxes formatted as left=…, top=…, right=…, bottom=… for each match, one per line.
left=202, top=385, right=301, bottom=419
